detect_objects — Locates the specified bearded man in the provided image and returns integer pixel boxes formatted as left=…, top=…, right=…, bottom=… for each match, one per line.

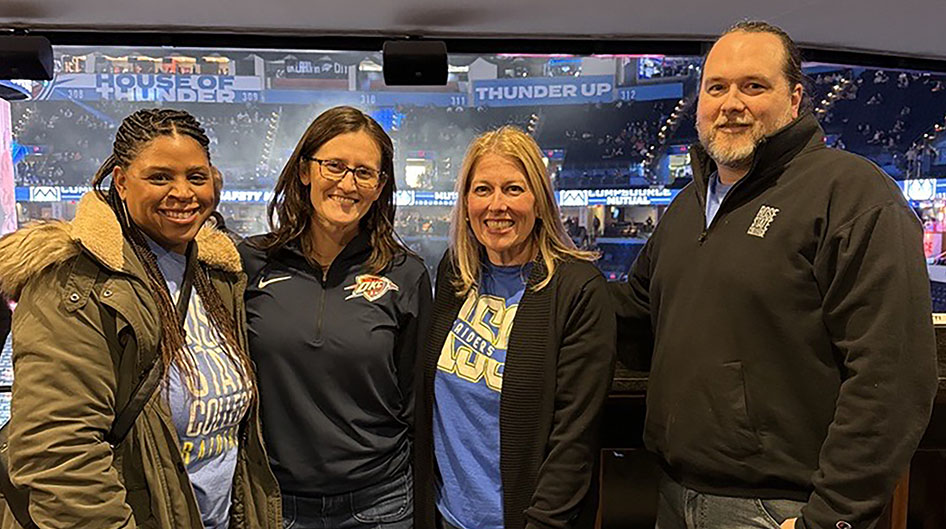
left=610, top=21, right=937, bottom=529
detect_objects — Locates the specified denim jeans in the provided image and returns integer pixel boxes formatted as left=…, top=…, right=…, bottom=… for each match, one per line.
left=656, top=473, right=805, bottom=529
left=282, top=469, right=413, bottom=529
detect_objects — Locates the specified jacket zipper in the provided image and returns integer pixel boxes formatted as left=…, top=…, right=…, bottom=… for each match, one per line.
left=315, top=266, right=329, bottom=341
left=695, top=137, right=768, bottom=245
left=315, top=287, right=326, bottom=341
left=697, top=173, right=752, bottom=245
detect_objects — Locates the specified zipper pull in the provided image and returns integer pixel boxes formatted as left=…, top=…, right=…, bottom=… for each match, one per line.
left=698, top=230, right=708, bottom=243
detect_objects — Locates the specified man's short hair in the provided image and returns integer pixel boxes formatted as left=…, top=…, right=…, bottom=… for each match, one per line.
left=703, top=20, right=812, bottom=112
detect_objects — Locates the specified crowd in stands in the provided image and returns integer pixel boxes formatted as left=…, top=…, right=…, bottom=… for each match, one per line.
left=395, top=212, right=451, bottom=237
left=814, top=69, right=946, bottom=177
left=10, top=66, right=946, bottom=197
left=11, top=101, right=281, bottom=189
left=634, top=57, right=699, bottom=80
left=184, top=104, right=278, bottom=189
left=538, top=101, right=669, bottom=164
left=7, top=52, right=946, bottom=338
left=12, top=104, right=112, bottom=186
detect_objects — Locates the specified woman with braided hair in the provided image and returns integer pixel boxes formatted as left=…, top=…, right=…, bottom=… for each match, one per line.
left=0, top=108, right=280, bottom=529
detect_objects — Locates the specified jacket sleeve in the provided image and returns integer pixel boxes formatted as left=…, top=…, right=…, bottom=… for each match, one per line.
left=608, top=238, right=655, bottom=371
left=800, top=201, right=937, bottom=529
left=525, top=272, right=617, bottom=529
left=395, top=265, right=433, bottom=434
left=8, top=265, right=137, bottom=529
left=237, top=238, right=265, bottom=285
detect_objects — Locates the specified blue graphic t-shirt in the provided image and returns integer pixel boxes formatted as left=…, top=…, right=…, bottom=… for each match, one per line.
left=433, top=262, right=532, bottom=529
left=149, top=239, right=251, bottom=529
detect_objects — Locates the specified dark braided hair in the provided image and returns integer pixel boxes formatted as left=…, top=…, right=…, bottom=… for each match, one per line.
left=91, top=108, right=255, bottom=397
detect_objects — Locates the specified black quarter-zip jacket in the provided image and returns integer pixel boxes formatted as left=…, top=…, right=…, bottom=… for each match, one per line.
left=239, top=232, right=431, bottom=496
left=611, top=114, right=937, bottom=529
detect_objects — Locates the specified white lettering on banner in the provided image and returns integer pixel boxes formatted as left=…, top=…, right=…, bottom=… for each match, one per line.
left=220, top=190, right=265, bottom=203
left=286, top=60, right=348, bottom=75
left=588, top=188, right=673, bottom=199
left=474, top=80, right=614, bottom=102
left=21, top=185, right=675, bottom=207
left=585, top=188, right=675, bottom=206
left=605, top=196, right=654, bottom=206
left=58, top=185, right=91, bottom=197
left=95, top=74, right=250, bottom=103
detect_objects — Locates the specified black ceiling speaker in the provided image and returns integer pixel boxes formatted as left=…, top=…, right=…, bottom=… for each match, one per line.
left=383, top=40, right=447, bottom=86
left=0, top=36, right=53, bottom=80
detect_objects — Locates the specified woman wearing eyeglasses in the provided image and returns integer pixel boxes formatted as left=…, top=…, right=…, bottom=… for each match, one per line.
left=239, top=106, right=430, bottom=529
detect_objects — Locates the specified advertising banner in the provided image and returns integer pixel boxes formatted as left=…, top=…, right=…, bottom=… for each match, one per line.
left=36, top=74, right=263, bottom=103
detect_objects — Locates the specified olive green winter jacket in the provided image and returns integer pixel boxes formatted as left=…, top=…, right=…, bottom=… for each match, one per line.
left=0, top=192, right=280, bottom=529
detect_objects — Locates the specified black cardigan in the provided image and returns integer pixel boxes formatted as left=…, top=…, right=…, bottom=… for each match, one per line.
left=414, top=253, right=616, bottom=529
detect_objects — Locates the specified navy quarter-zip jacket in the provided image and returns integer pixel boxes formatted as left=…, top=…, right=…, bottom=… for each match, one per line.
left=239, top=232, right=431, bottom=496
left=611, top=114, right=937, bottom=529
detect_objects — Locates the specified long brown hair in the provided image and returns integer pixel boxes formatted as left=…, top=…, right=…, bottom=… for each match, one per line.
left=450, top=126, right=597, bottom=296
left=91, top=108, right=255, bottom=396
left=256, top=105, right=407, bottom=273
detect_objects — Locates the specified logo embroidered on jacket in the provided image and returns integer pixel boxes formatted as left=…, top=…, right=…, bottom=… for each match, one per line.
left=344, top=275, right=400, bottom=302
left=258, top=275, right=292, bottom=289
left=747, top=205, right=780, bottom=238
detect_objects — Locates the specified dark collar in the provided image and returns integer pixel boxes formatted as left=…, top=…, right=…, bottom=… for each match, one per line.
left=690, top=112, right=826, bottom=197
left=281, top=229, right=373, bottom=272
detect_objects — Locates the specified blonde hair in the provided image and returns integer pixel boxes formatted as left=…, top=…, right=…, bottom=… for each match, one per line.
left=449, top=126, right=597, bottom=296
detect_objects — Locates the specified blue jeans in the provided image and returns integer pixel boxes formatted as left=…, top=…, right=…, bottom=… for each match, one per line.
left=656, top=473, right=805, bottom=529
left=282, top=470, right=413, bottom=529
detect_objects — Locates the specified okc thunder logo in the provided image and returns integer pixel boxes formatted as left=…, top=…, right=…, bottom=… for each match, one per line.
left=344, top=275, right=399, bottom=302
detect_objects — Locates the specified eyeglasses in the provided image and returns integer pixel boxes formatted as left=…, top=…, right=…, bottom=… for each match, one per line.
left=306, top=157, right=386, bottom=189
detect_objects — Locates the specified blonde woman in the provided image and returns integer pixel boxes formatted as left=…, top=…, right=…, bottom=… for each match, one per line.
left=414, top=126, right=616, bottom=529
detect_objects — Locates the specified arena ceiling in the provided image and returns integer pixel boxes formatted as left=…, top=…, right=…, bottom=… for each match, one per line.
left=0, top=0, right=942, bottom=63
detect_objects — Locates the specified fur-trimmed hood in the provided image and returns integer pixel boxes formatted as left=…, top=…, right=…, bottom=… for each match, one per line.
left=0, top=192, right=241, bottom=298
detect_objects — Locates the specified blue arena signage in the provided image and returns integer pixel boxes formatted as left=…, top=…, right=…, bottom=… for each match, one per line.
left=35, top=74, right=263, bottom=103
left=219, top=190, right=275, bottom=203
left=261, top=90, right=467, bottom=107
left=404, top=191, right=460, bottom=207
left=586, top=188, right=679, bottom=206
left=615, top=83, right=685, bottom=102
left=28, top=73, right=681, bottom=108
left=473, top=76, right=615, bottom=107
left=15, top=186, right=684, bottom=206
left=95, top=74, right=262, bottom=103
